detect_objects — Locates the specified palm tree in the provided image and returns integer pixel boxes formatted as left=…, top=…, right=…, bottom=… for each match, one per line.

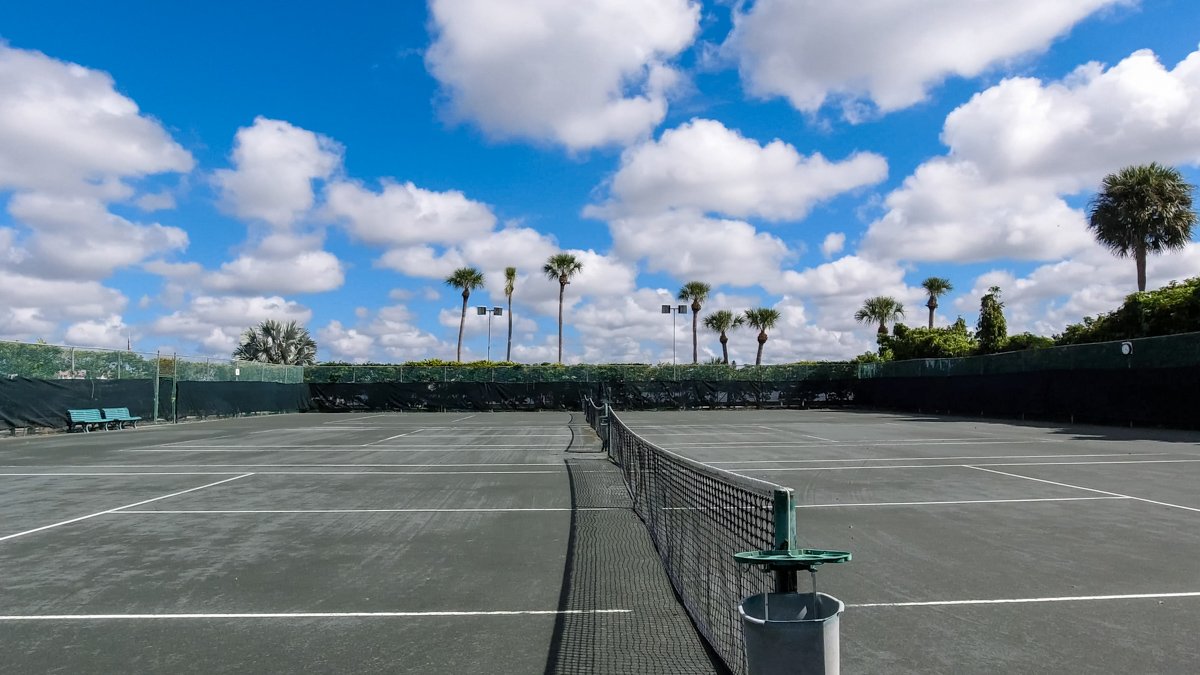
left=920, top=277, right=953, bottom=329
left=855, top=296, right=905, bottom=335
left=445, top=266, right=485, bottom=362
left=743, top=308, right=781, bottom=366
left=1088, top=163, right=1197, bottom=292
left=503, top=267, right=517, bottom=362
left=677, top=281, right=711, bottom=364
left=543, top=253, right=584, bottom=364
left=703, top=310, right=744, bottom=365
left=233, top=319, right=317, bottom=365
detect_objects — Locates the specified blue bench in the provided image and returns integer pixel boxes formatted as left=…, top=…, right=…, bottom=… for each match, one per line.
left=102, top=407, right=142, bottom=429
left=67, top=408, right=105, bottom=433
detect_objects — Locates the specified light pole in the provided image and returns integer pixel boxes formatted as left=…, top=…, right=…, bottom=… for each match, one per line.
left=661, top=304, right=688, bottom=375
left=476, top=306, right=503, bottom=361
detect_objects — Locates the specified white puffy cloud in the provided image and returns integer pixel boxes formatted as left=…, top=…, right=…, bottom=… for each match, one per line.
left=152, top=295, right=312, bottom=354
left=0, top=43, right=193, bottom=196
left=213, top=117, right=342, bottom=229
left=317, top=320, right=376, bottom=362
left=770, top=255, right=921, bottom=332
left=426, top=0, right=700, bottom=149
left=205, top=249, right=345, bottom=295
left=63, top=315, right=129, bottom=349
left=726, top=0, right=1125, bottom=117
left=821, top=232, right=845, bottom=258
left=8, top=192, right=188, bottom=278
left=324, top=180, right=496, bottom=246
left=609, top=211, right=791, bottom=287
left=863, top=47, right=1200, bottom=263
left=0, top=268, right=127, bottom=340
left=591, top=119, right=887, bottom=220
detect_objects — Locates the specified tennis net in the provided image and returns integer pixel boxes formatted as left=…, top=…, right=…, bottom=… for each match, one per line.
left=603, top=406, right=795, bottom=675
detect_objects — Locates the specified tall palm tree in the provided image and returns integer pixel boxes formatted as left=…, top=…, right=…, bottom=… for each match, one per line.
left=921, top=277, right=953, bottom=329
left=677, top=281, right=711, bottom=364
left=1088, top=163, right=1197, bottom=292
left=703, top=310, right=744, bottom=365
left=855, top=296, right=905, bottom=335
left=445, top=266, right=485, bottom=362
left=743, top=308, right=781, bottom=366
left=543, top=253, right=583, bottom=364
left=233, top=319, right=317, bottom=365
left=504, top=266, right=517, bottom=362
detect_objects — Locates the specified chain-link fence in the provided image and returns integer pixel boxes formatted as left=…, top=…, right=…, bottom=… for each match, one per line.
left=856, top=332, right=1200, bottom=379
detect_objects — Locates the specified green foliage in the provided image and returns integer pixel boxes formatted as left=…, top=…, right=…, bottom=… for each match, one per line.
left=878, top=318, right=978, bottom=360
left=1001, top=332, right=1055, bottom=352
left=1056, top=276, right=1200, bottom=345
left=855, top=296, right=905, bottom=334
left=233, top=320, right=318, bottom=365
left=975, top=287, right=1008, bottom=354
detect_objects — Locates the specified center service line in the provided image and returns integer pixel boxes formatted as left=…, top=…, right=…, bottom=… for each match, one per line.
left=851, top=591, right=1200, bottom=608
left=0, top=474, right=254, bottom=543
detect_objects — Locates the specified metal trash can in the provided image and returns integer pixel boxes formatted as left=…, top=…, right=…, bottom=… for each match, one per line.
left=739, top=592, right=844, bottom=675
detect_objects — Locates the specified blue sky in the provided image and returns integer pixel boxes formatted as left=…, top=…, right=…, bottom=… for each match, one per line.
left=1, top=0, right=1199, bottom=364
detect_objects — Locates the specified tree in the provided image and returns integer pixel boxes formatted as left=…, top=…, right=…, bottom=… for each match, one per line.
left=445, top=266, right=485, bottom=363
left=702, top=310, right=745, bottom=365
left=743, top=307, right=781, bottom=366
left=855, top=296, right=905, bottom=335
left=233, top=320, right=317, bottom=365
left=543, top=253, right=584, bottom=364
left=677, top=281, right=711, bottom=364
left=1088, top=163, right=1197, bottom=292
left=880, top=318, right=977, bottom=360
left=504, top=266, right=517, bottom=362
left=976, top=286, right=1008, bottom=354
left=921, top=277, right=953, bottom=329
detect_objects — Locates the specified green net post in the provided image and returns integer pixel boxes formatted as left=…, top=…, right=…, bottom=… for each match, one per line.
left=153, top=351, right=160, bottom=422
left=773, top=488, right=798, bottom=592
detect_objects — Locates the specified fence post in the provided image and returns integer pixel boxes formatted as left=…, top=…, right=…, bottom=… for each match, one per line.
left=172, top=352, right=178, bottom=424
left=70, top=347, right=75, bottom=378
left=117, top=350, right=122, bottom=379
left=153, top=351, right=160, bottom=422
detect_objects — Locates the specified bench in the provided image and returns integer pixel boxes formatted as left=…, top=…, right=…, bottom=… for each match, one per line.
left=102, top=407, right=143, bottom=429
left=67, top=408, right=105, bottom=433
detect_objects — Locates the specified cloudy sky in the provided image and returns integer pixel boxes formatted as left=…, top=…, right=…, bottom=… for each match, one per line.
left=1, top=1, right=1199, bottom=364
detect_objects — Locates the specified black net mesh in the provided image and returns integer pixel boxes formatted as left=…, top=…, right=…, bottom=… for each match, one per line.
left=606, top=409, right=782, bottom=675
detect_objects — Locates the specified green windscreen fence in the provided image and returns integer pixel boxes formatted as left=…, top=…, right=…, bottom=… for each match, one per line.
left=6, top=332, right=1200, bottom=429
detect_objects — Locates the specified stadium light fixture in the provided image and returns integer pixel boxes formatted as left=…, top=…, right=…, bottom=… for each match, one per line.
left=476, top=306, right=503, bottom=361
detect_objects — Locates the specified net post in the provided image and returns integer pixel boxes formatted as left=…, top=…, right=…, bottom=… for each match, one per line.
left=772, top=488, right=798, bottom=593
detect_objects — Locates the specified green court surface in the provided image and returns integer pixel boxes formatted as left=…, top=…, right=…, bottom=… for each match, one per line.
left=2, top=409, right=1198, bottom=673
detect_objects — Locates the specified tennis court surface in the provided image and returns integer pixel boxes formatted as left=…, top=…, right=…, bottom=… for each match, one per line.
left=2, top=409, right=1198, bottom=673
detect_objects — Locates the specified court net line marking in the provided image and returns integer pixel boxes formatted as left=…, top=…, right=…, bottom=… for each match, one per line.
left=851, top=591, right=1200, bottom=608
left=710, top=452, right=1170, bottom=465
left=966, top=465, right=1200, bottom=513
left=0, top=474, right=253, bottom=543
left=0, top=609, right=633, bottom=621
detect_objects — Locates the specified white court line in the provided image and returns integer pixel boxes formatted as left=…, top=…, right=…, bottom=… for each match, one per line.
left=709, top=452, right=1172, bottom=465
left=364, top=429, right=426, bottom=446
left=0, top=470, right=563, bottom=476
left=795, top=496, right=1127, bottom=509
left=0, top=474, right=253, bottom=543
left=1, top=458, right=561, bottom=466
left=127, top=445, right=558, bottom=451
left=321, top=414, right=392, bottom=424
left=966, top=465, right=1200, bottom=513
left=0, top=609, right=633, bottom=621
left=662, top=439, right=1064, bottom=448
left=118, top=507, right=620, bottom=514
left=733, top=459, right=1200, bottom=472
left=851, top=591, right=1200, bottom=609
left=449, top=414, right=477, bottom=423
